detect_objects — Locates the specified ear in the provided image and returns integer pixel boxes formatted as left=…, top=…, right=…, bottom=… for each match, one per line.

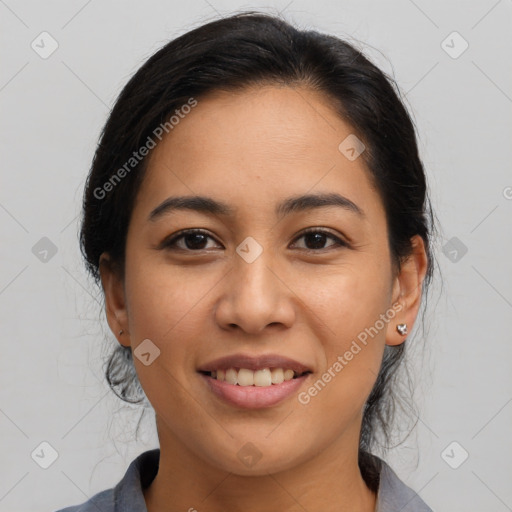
left=386, top=235, right=429, bottom=346
left=99, top=253, right=130, bottom=347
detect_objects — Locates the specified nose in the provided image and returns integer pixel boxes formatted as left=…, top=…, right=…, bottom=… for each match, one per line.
left=214, top=250, right=296, bottom=334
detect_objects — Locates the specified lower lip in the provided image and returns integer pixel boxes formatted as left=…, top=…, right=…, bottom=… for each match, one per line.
left=200, top=373, right=309, bottom=409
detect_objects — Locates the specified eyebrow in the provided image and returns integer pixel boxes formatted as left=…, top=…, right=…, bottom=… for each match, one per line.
left=148, top=192, right=365, bottom=222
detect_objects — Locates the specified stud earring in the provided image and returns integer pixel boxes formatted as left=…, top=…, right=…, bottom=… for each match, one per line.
left=396, top=323, right=408, bottom=336
left=119, top=329, right=124, bottom=335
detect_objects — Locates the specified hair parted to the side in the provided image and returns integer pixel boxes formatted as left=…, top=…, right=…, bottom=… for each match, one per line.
left=80, top=11, right=438, bottom=491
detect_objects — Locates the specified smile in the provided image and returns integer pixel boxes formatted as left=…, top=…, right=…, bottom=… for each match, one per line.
left=197, top=353, right=313, bottom=409
left=202, top=367, right=308, bottom=387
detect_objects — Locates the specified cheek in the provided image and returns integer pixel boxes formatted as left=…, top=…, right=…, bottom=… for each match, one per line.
left=296, top=290, right=388, bottom=427
left=122, top=254, right=229, bottom=401
left=298, top=259, right=392, bottom=344
left=123, top=259, right=208, bottom=407
left=296, top=260, right=391, bottom=402
left=124, top=255, right=219, bottom=340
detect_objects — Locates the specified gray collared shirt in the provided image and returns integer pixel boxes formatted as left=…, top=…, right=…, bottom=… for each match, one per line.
left=55, top=449, right=433, bottom=511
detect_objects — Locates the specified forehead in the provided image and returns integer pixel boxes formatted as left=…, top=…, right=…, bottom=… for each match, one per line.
left=137, top=85, right=384, bottom=221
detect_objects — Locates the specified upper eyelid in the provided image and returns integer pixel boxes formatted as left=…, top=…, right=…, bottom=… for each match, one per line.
left=296, top=227, right=345, bottom=240
left=292, top=229, right=348, bottom=249
left=162, top=228, right=218, bottom=248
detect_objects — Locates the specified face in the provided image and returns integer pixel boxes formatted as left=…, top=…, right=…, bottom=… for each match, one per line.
left=101, top=85, right=425, bottom=476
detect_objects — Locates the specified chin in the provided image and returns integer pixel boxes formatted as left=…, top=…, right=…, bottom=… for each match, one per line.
left=199, top=438, right=310, bottom=477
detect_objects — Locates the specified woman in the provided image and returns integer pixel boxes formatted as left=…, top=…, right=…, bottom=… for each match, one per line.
left=57, top=11, right=435, bottom=512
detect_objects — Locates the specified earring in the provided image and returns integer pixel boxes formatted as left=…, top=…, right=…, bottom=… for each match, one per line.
left=396, top=323, right=408, bottom=336
left=119, top=329, right=124, bottom=335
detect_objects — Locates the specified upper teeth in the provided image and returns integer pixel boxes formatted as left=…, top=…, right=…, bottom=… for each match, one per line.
left=211, top=368, right=297, bottom=386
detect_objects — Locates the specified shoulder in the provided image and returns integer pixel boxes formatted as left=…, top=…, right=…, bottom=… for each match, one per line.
left=54, top=449, right=160, bottom=512
left=54, top=488, right=114, bottom=512
left=375, top=457, right=433, bottom=512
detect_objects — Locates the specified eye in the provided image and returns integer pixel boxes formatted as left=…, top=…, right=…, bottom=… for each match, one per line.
left=161, top=229, right=222, bottom=251
left=290, top=228, right=348, bottom=251
left=160, top=227, right=348, bottom=253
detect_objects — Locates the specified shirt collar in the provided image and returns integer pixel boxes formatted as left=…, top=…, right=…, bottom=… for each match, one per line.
left=113, top=448, right=431, bottom=512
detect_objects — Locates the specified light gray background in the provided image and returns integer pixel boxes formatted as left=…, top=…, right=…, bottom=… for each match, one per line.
left=1, top=1, right=511, bottom=511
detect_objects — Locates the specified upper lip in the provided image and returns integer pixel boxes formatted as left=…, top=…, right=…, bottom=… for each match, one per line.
left=197, top=353, right=312, bottom=374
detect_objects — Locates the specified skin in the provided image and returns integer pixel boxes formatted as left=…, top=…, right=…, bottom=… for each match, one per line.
left=99, top=85, right=428, bottom=512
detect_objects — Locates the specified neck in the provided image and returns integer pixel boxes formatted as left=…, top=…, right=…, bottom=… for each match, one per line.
left=144, top=420, right=376, bottom=512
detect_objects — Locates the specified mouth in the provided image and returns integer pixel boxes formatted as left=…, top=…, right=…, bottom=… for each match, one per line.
left=197, top=353, right=312, bottom=409
left=198, top=367, right=311, bottom=387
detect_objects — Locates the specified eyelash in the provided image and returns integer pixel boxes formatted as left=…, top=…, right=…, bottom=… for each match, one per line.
left=161, top=227, right=348, bottom=253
